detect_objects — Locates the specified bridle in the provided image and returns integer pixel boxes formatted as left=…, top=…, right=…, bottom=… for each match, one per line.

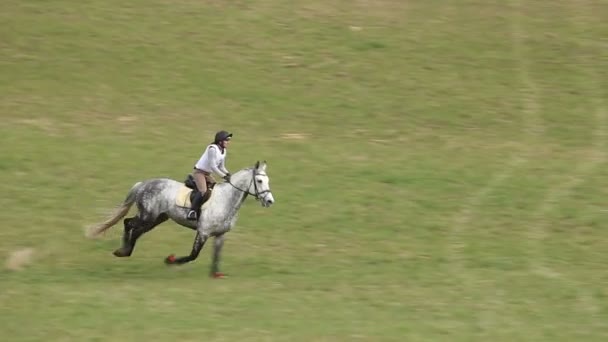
left=226, top=168, right=271, bottom=202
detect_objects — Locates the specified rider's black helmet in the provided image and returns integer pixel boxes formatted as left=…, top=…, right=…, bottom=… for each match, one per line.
left=214, top=130, right=233, bottom=143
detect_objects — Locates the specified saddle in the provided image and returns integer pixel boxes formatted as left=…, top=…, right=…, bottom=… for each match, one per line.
left=176, top=174, right=216, bottom=209
left=184, top=174, right=196, bottom=190
left=184, top=174, right=215, bottom=190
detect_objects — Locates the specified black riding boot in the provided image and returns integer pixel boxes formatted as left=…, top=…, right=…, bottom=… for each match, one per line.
left=187, top=191, right=204, bottom=220
left=187, top=190, right=212, bottom=220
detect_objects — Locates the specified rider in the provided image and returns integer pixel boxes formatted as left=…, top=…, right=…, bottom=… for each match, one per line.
left=187, top=130, right=233, bottom=220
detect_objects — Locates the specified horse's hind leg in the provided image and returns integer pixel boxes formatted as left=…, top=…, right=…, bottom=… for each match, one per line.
left=119, top=217, right=137, bottom=250
left=113, top=213, right=168, bottom=257
left=113, top=216, right=143, bottom=257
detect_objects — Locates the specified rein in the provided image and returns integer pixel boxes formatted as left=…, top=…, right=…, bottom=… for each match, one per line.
left=226, top=168, right=270, bottom=202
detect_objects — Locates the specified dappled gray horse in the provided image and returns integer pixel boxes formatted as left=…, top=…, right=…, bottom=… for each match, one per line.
left=88, top=161, right=274, bottom=277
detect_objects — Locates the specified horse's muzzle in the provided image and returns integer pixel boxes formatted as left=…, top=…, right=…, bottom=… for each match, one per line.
left=262, top=193, right=275, bottom=207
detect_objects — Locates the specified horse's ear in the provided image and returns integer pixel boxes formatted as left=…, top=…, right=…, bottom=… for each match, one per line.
left=261, top=160, right=267, bottom=171
left=255, top=161, right=260, bottom=169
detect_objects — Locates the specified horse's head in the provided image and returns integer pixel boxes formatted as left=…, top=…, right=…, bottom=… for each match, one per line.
left=250, top=160, right=274, bottom=207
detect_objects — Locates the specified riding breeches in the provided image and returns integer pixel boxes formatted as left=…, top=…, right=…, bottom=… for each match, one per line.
left=192, top=169, right=215, bottom=194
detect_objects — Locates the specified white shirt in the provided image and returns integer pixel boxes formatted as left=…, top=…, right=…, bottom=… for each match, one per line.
left=194, top=144, right=229, bottom=177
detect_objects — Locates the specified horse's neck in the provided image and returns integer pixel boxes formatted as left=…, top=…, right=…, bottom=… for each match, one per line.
left=216, top=169, right=252, bottom=211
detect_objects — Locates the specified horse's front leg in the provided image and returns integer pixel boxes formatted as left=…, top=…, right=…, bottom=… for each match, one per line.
left=165, top=231, right=208, bottom=265
left=210, top=233, right=226, bottom=278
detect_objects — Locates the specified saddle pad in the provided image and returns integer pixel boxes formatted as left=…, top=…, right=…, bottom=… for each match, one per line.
left=175, top=185, right=193, bottom=208
left=175, top=185, right=212, bottom=210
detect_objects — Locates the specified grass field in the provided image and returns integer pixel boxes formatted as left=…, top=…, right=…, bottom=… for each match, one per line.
left=1, top=0, right=607, bottom=340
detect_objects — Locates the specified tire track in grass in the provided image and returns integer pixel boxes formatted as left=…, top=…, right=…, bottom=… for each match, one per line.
left=525, top=1, right=607, bottom=282
left=546, top=0, right=607, bottom=323
left=574, top=0, right=607, bottom=321
left=447, top=0, right=544, bottom=288
left=446, top=2, right=546, bottom=333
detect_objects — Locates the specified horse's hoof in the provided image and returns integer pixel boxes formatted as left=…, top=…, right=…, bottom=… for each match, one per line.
left=211, top=272, right=226, bottom=279
left=165, top=254, right=177, bottom=265
left=113, top=248, right=130, bottom=257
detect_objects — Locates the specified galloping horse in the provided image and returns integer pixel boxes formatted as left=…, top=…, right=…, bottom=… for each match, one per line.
left=88, top=160, right=274, bottom=277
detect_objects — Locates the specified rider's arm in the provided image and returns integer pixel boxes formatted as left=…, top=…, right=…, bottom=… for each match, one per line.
left=218, top=156, right=229, bottom=175
left=207, top=146, right=227, bottom=178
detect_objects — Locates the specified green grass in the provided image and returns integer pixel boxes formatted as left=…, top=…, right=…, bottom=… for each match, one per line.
left=1, top=0, right=607, bottom=340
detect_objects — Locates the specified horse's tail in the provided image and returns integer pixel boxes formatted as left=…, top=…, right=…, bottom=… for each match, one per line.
left=86, top=181, right=142, bottom=238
